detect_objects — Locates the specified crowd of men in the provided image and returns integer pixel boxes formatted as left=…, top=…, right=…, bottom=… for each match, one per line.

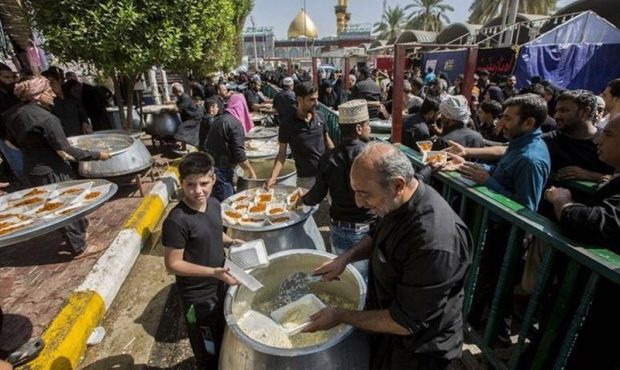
left=1, top=56, right=619, bottom=370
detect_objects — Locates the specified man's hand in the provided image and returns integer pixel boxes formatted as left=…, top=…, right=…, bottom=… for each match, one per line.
left=213, top=267, right=240, bottom=285
left=314, top=256, right=348, bottom=282
left=264, top=177, right=276, bottom=189
left=557, top=166, right=600, bottom=182
left=545, top=186, right=573, bottom=204
left=99, top=151, right=112, bottom=160
left=444, top=140, right=467, bottom=157
left=229, top=239, right=246, bottom=247
left=82, top=122, right=93, bottom=135
left=458, top=162, right=490, bottom=184
left=444, top=152, right=466, bottom=171
left=0, top=182, right=9, bottom=195
left=303, top=307, right=343, bottom=333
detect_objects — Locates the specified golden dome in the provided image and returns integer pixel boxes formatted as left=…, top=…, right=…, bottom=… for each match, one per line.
left=287, top=9, right=318, bottom=40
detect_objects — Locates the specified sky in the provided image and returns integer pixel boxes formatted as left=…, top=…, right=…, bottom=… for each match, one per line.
left=245, top=0, right=578, bottom=39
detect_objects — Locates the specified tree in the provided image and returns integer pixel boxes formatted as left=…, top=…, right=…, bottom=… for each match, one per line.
left=233, top=0, right=254, bottom=66
left=468, top=0, right=557, bottom=25
left=27, top=0, right=251, bottom=128
left=406, top=0, right=454, bottom=32
left=373, top=5, right=408, bottom=41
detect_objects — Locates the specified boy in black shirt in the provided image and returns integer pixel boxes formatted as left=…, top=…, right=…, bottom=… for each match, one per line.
left=162, top=152, right=243, bottom=368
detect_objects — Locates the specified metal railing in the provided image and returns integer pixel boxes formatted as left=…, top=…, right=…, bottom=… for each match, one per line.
left=314, top=102, right=619, bottom=369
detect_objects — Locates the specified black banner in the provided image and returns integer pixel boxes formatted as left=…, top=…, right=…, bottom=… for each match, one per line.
left=476, top=47, right=517, bottom=80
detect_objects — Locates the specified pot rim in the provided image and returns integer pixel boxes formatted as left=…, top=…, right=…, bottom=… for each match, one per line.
left=224, top=249, right=367, bottom=357
left=68, top=133, right=135, bottom=157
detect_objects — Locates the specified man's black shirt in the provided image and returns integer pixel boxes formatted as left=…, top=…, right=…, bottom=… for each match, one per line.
left=51, top=95, right=88, bottom=137
left=205, top=112, right=247, bottom=169
left=542, top=128, right=613, bottom=174
left=278, top=112, right=327, bottom=177
left=303, top=139, right=374, bottom=223
left=401, top=113, right=431, bottom=149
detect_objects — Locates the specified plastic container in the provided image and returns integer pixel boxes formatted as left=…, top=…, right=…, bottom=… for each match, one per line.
left=230, top=239, right=269, bottom=270
left=270, top=293, right=326, bottom=336
left=224, top=258, right=264, bottom=292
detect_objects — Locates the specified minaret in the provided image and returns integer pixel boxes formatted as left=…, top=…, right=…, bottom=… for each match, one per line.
left=335, top=0, right=349, bottom=35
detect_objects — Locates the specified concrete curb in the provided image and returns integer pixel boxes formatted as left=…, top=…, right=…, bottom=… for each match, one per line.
left=26, top=162, right=180, bottom=370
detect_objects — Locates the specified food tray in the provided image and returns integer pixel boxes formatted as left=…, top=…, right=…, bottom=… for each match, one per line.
left=0, top=179, right=118, bottom=248
left=221, top=185, right=317, bottom=232
left=423, top=151, right=447, bottom=166
left=230, top=239, right=268, bottom=270
left=270, top=293, right=326, bottom=336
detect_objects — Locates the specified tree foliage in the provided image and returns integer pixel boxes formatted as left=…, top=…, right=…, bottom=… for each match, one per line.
left=406, top=0, right=454, bottom=32
left=373, top=5, right=408, bottom=41
left=468, top=0, right=557, bottom=25
left=27, top=0, right=252, bottom=126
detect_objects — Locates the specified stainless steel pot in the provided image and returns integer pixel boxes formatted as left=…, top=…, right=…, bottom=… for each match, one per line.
left=106, top=107, right=141, bottom=130
left=227, top=215, right=325, bottom=255
left=236, top=159, right=296, bottom=192
left=96, top=129, right=142, bottom=140
left=68, top=134, right=153, bottom=177
left=221, top=249, right=369, bottom=370
left=143, top=106, right=181, bottom=137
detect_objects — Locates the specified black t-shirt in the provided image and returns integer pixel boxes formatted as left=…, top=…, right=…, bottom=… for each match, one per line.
left=278, top=112, right=327, bottom=177
left=162, top=198, right=226, bottom=304
left=542, top=129, right=613, bottom=174
left=401, top=113, right=431, bottom=149
left=303, top=139, right=375, bottom=223
left=367, top=182, right=471, bottom=365
left=273, top=89, right=296, bottom=122
left=205, top=112, right=247, bottom=169
left=51, top=95, right=89, bottom=137
left=541, top=115, right=557, bottom=133
left=433, top=125, right=485, bottom=151
left=244, top=89, right=264, bottom=109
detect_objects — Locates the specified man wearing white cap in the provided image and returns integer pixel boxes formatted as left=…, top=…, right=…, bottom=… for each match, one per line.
left=272, top=77, right=296, bottom=124
left=433, top=95, right=484, bottom=150
left=300, top=100, right=375, bottom=279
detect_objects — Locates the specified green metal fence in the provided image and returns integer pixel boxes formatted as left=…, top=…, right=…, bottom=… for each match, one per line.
left=314, top=101, right=619, bottom=369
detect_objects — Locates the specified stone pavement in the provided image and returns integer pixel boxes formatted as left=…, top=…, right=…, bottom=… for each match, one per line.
left=0, top=137, right=177, bottom=359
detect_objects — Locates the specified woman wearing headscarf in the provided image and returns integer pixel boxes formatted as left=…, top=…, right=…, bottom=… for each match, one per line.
left=204, top=94, right=256, bottom=201
left=2, top=76, right=111, bottom=256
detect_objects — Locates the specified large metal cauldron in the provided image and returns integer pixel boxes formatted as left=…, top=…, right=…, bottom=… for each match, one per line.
left=142, top=105, right=181, bottom=137
left=68, top=134, right=153, bottom=177
left=236, top=158, right=296, bottom=192
left=221, top=249, right=369, bottom=370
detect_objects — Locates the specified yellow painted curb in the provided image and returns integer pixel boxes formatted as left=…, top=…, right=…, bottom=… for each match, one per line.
left=26, top=291, right=104, bottom=370
left=124, top=194, right=165, bottom=241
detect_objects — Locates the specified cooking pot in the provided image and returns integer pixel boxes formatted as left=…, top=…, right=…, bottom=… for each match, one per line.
left=221, top=249, right=369, bottom=370
left=68, top=134, right=153, bottom=178
left=143, top=105, right=181, bottom=137
left=236, top=159, right=296, bottom=192
left=96, top=129, right=142, bottom=140
left=106, top=107, right=141, bottom=130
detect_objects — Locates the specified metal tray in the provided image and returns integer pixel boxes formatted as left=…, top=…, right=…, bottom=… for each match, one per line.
left=221, top=185, right=317, bottom=232
left=68, top=134, right=133, bottom=157
left=0, top=179, right=118, bottom=248
left=246, top=127, right=278, bottom=140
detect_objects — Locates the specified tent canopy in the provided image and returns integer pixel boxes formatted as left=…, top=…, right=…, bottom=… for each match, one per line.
left=514, top=11, right=620, bottom=93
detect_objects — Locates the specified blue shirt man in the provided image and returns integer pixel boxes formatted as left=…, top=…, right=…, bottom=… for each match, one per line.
left=456, top=94, right=551, bottom=211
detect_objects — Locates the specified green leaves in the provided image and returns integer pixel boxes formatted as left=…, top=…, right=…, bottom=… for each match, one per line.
left=27, top=0, right=251, bottom=75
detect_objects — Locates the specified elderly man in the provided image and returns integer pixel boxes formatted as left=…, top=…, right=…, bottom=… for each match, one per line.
left=432, top=95, right=484, bottom=150
left=267, top=82, right=334, bottom=189
left=170, top=82, right=203, bottom=122
left=272, top=77, right=296, bottom=124
left=306, top=142, right=471, bottom=370
left=301, top=100, right=375, bottom=279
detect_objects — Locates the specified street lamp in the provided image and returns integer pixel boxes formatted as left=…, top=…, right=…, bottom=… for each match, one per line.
left=251, top=15, right=259, bottom=70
